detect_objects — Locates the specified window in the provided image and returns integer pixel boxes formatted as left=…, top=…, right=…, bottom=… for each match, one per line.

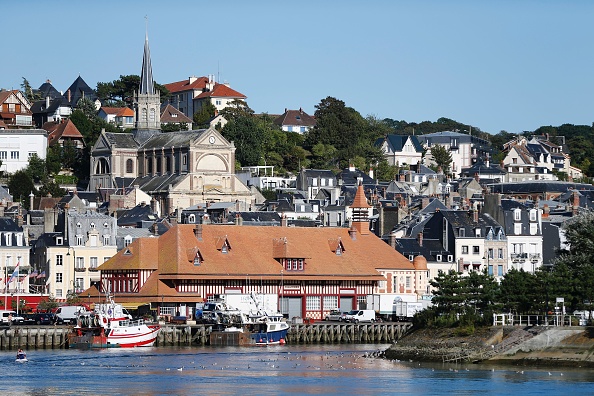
left=124, top=236, right=132, bottom=247
left=447, top=255, right=453, bottom=262
left=498, top=265, right=504, bottom=277
left=76, top=257, right=84, bottom=269
left=75, top=278, right=84, bottom=290
left=56, top=255, right=63, bottom=266
left=215, top=100, right=222, bottom=106
left=90, top=222, right=95, bottom=229
left=323, top=296, right=338, bottom=311
left=55, top=289, right=62, bottom=298
left=28, top=152, right=36, bottom=158
left=530, top=223, right=537, bottom=235
left=498, top=248, right=504, bottom=259
left=488, top=248, right=494, bottom=259
left=459, top=228, right=466, bottom=237
left=90, top=257, right=98, bottom=269
left=103, top=235, right=110, bottom=245
left=405, top=276, right=411, bottom=288
left=104, top=257, right=110, bottom=263
left=475, top=228, right=481, bottom=237
left=149, top=108, right=155, bottom=122
left=56, top=273, right=63, bottom=283
left=462, top=246, right=469, bottom=254
left=76, top=235, right=83, bottom=246
left=306, top=296, right=321, bottom=311
left=76, top=222, right=81, bottom=228
left=514, top=209, right=521, bottom=221
left=436, top=254, right=442, bottom=262
left=529, top=210, right=537, bottom=222
left=514, top=223, right=522, bottom=235
left=56, top=237, right=63, bottom=245
left=0, top=152, right=6, bottom=160
left=473, top=246, right=480, bottom=254
left=488, top=265, right=493, bottom=276
left=182, top=155, right=187, bottom=165
left=10, top=151, right=19, bottom=160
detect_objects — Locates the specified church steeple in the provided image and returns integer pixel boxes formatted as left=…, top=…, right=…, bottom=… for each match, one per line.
left=139, top=31, right=154, bottom=95
left=134, top=24, right=161, bottom=130
left=350, top=182, right=371, bottom=236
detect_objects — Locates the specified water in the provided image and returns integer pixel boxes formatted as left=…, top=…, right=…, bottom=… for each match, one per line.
left=2, top=345, right=594, bottom=395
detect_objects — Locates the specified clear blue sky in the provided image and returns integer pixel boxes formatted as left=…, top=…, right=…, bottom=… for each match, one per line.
left=2, top=1, right=593, bottom=134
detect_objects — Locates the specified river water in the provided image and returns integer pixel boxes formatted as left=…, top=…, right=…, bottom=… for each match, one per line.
left=2, top=344, right=593, bottom=395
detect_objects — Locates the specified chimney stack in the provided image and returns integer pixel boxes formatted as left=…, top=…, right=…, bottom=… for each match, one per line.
left=417, top=232, right=423, bottom=247
left=389, top=232, right=396, bottom=249
left=572, top=190, right=579, bottom=216
left=280, top=214, right=288, bottom=227
left=194, top=223, right=203, bottom=241
left=348, top=225, right=357, bottom=240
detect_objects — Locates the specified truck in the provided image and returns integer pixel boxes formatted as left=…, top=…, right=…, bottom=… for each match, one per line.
left=366, top=294, right=424, bottom=321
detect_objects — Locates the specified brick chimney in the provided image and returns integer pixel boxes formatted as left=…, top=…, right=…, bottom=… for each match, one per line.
left=389, top=232, right=396, bottom=249
left=194, top=223, right=203, bottom=241
left=417, top=232, right=423, bottom=247
left=572, top=190, right=579, bottom=216
left=348, top=225, right=357, bottom=240
left=280, top=214, right=288, bottom=227
left=474, top=172, right=479, bottom=182
left=542, top=204, right=550, bottom=218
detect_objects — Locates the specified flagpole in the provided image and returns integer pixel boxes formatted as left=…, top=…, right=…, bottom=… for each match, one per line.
left=3, top=265, right=6, bottom=310
left=16, top=257, right=19, bottom=316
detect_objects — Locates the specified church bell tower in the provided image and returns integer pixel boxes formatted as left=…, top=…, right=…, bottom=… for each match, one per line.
left=134, top=30, right=161, bottom=130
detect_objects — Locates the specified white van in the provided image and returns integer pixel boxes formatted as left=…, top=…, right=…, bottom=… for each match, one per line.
left=0, top=310, right=25, bottom=324
left=55, top=306, right=87, bottom=324
left=344, top=309, right=376, bottom=324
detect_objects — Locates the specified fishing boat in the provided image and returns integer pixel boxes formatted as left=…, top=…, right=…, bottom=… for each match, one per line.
left=206, top=293, right=289, bottom=346
left=68, top=296, right=160, bottom=348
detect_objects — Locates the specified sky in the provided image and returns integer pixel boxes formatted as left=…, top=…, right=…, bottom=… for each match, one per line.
left=2, top=1, right=594, bottom=135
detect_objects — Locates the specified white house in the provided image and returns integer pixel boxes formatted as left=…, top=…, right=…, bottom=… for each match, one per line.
left=0, top=129, right=47, bottom=174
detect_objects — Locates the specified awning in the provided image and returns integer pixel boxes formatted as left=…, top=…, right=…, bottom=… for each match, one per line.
left=120, top=302, right=150, bottom=310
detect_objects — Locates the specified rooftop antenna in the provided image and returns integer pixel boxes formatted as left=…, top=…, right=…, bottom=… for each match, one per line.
left=217, top=61, right=220, bottom=84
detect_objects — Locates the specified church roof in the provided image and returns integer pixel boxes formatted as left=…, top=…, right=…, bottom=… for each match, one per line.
left=139, top=129, right=206, bottom=149
left=195, top=83, right=246, bottom=99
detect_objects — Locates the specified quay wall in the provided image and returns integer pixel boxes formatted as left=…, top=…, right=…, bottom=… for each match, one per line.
left=0, top=322, right=412, bottom=350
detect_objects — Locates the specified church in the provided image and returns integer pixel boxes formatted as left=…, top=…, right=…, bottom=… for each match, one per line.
left=89, top=32, right=255, bottom=216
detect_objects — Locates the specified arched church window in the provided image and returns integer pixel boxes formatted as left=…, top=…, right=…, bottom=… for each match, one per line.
left=126, top=159, right=134, bottom=173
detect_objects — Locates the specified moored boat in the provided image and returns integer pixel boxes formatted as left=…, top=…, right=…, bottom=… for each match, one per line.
left=68, top=296, right=160, bottom=348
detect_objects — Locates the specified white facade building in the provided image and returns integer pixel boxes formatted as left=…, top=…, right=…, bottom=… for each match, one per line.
left=0, top=129, right=47, bottom=174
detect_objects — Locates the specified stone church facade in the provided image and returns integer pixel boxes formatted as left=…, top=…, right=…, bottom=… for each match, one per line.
left=88, top=32, right=254, bottom=216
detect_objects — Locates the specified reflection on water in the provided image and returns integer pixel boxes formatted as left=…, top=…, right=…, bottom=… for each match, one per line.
left=1, top=344, right=593, bottom=395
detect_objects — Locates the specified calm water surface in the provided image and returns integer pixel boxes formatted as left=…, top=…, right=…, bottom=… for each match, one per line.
left=2, top=344, right=594, bottom=395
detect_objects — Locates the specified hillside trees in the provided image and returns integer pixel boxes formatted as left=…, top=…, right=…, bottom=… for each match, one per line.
left=96, top=75, right=170, bottom=106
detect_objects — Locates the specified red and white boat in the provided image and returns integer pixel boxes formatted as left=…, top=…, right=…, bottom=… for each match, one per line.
left=68, top=297, right=160, bottom=348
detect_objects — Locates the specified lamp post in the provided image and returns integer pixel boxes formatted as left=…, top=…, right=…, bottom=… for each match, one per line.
left=483, top=251, right=491, bottom=276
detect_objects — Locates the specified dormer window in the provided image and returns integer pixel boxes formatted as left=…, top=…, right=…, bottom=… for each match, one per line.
left=194, top=251, right=202, bottom=266
left=514, top=209, right=521, bottom=221
left=459, top=228, right=466, bottom=237
left=475, top=228, right=481, bottom=237
left=222, top=245, right=228, bottom=254
left=436, top=254, right=442, bottom=262
left=104, top=222, right=108, bottom=228
left=284, top=258, right=304, bottom=271
left=56, top=236, right=63, bottom=246
left=124, top=236, right=132, bottom=247
left=4, top=233, right=11, bottom=246
left=124, top=248, right=132, bottom=255
left=336, top=245, right=342, bottom=256
left=77, top=222, right=82, bottom=228
left=529, top=209, right=537, bottom=222
left=90, top=222, right=95, bottom=229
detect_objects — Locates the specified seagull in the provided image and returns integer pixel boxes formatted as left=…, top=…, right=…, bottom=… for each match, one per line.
left=177, top=367, right=183, bottom=372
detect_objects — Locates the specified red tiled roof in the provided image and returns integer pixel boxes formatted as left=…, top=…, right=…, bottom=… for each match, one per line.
left=163, top=77, right=210, bottom=93
left=273, top=109, right=316, bottom=128
left=45, top=119, right=84, bottom=146
left=100, top=106, right=130, bottom=115
left=195, top=83, right=246, bottom=100
left=100, top=224, right=414, bottom=280
left=160, top=104, right=192, bottom=123
left=116, top=107, right=134, bottom=117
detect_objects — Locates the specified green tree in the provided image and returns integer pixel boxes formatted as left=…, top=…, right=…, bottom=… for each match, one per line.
left=221, top=116, right=265, bottom=166
left=21, top=77, right=41, bottom=103
left=8, top=170, right=35, bottom=209
left=38, top=179, right=66, bottom=198
left=498, top=268, right=539, bottom=313
left=46, top=145, right=62, bottom=175
left=96, top=75, right=170, bottom=106
left=219, top=99, right=254, bottom=122
left=37, top=296, right=59, bottom=312
left=429, top=144, right=453, bottom=174
left=193, top=101, right=217, bottom=129
left=25, top=153, right=47, bottom=183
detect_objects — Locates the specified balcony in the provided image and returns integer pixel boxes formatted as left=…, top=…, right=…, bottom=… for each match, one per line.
left=529, top=253, right=541, bottom=262
left=74, top=267, right=87, bottom=272
left=88, top=267, right=99, bottom=272
left=511, top=253, right=528, bottom=262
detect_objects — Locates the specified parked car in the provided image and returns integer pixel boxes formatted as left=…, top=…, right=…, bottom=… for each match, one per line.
left=0, top=310, right=25, bottom=324
left=344, top=309, right=377, bottom=324
left=325, top=310, right=347, bottom=321
left=31, top=313, right=57, bottom=325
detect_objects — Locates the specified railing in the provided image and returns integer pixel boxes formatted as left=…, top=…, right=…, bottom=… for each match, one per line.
left=510, top=253, right=528, bottom=260
left=88, top=267, right=99, bottom=272
left=74, top=267, right=86, bottom=272
left=493, top=313, right=586, bottom=327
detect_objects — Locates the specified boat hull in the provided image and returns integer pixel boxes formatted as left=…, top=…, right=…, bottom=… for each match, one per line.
left=250, top=328, right=289, bottom=345
left=69, top=325, right=160, bottom=349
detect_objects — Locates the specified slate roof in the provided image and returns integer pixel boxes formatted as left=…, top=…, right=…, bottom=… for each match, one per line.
left=460, top=159, right=506, bottom=176
left=488, top=181, right=593, bottom=194
left=35, top=81, right=63, bottom=100
left=64, top=76, right=96, bottom=106
left=116, top=204, right=158, bottom=227
left=129, top=173, right=188, bottom=193
left=103, top=132, right=140, bottom=149
left=273, top=109, right=316, bottom=128
left=99, top=224, right=413, bottom=280
left=375, top=135, right=424, bottom=153
left=31, top=96, right=68, bottom=114
left=139, top=129, right=206, bottom=150
left=336, top=167, right=374, bottom=185
left=395, top=238, right=453, bottom=261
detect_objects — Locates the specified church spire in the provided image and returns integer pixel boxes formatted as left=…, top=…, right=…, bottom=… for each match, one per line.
left=139, top=27, right=155, bottom=95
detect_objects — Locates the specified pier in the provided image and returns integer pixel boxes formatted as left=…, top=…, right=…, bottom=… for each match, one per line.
left=0, top=322, right=412, bottom=350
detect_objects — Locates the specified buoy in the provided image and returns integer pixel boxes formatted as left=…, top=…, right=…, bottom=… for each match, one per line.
left=279, top=339, right=285, bottom=345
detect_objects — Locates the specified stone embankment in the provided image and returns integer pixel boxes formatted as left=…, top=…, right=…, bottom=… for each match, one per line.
left=384, top=326, right=594, bottom=367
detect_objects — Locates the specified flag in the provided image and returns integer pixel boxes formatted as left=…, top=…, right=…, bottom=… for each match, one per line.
left=7, top=263, right=19, bottom=284
left=29, top=271, right=38, bottom=278
left=37, top=271, right=46, bottom=279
